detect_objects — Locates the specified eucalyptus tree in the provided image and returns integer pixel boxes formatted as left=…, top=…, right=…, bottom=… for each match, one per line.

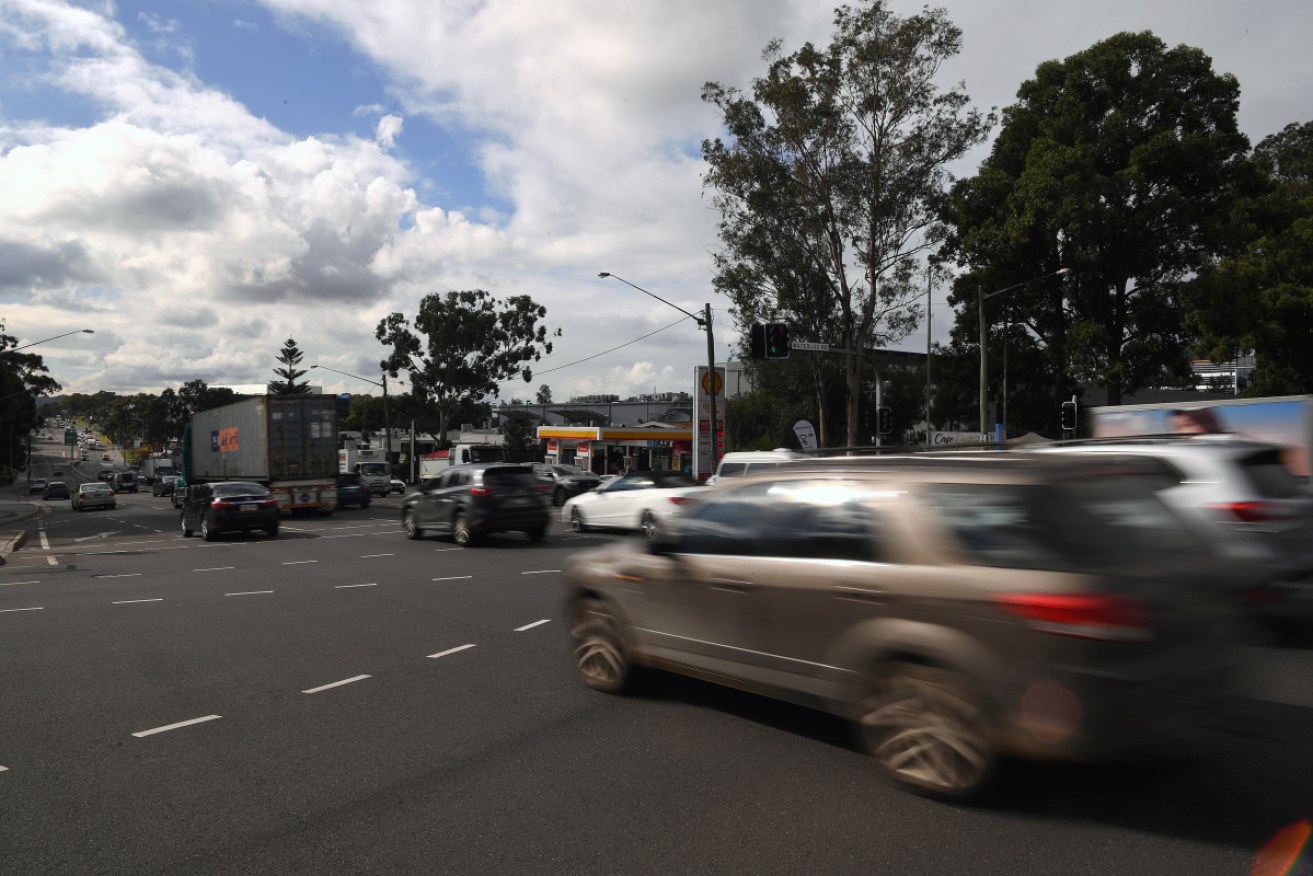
left=702, top=0, right=992, bottom=445
left=375, top=290, right=560, bottom=446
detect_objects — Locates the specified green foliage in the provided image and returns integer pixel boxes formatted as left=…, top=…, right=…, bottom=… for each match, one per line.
left=501, top=415, right=539, bottom=462
left=268, top=337, right=312, bottom=395
left=942, top=30, right=1249, bottom=413
left=1186, top=121, right=1313, bottom=395
left=0, top=321, right=60, bottom=476
left=376, top=290, right=560, bottom=445
left=702, top=0, right=992, bottom=445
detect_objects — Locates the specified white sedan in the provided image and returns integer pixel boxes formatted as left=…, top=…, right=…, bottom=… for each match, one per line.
left=561, top=471, right=704, bottom=537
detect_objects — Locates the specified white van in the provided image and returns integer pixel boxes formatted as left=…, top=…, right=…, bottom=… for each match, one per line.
left=709, top=449, right=809, bottom=485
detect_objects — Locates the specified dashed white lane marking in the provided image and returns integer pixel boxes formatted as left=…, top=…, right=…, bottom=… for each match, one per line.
left=225, top=590, right=273, bottom=597
left=95, top=573, right=141, bottom=579
left=38, top=530, right=50, bottom=551
left=514, top=619, right=551, bottom=632
left=281, top=560, right=318, bottom=565
left=0, top=764, right=7, bottom=772
left=132, top=715, right=222, bottom=738
left=113, top=598, right=163, bottom=605
left=195, top=567, right=234, bottom=572
left=360, top=553, right=393, bottom=558
left=336, top=583, right=377, bottom=589
left=302, top=674, right=370, bottom=694
left=0, top=607, right=43, bottom=613
left=433, top=548, right=462, bottom=553
left=427, top=643, right=476, bottom=659
left=432, top=576, right=472, bottom=582
left=0, top=580, right=39, bottom=586
left=521, top=569, right=561, bottom=575
left=46, top=557, right=57, bottom=566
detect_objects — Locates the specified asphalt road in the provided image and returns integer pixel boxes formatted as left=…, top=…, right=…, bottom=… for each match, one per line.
left=4, top=436, right=1313, bottom=874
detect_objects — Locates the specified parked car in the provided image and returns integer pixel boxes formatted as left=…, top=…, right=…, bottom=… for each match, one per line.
left=28, top=478, right=47, bottom=495
left=401, top=463, right=549, bottom=546
left=335, top=472, right=372, bottom=509
left=561, top=471, right=703, bottom=538
left=1033, top=435, right=1313, bottom=630
left=533, top=463, right=602, bottom=507
left=72, top=481, right=116, bottom=511
left=563, top=452, right=1243, bottom=800
left=180, top=481, right=281, bottom=540
left=42, top=481, right=70, bottom=500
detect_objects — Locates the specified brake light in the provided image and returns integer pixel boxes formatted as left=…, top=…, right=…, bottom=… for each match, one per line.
left=995, top=593, right=1152, bottom=641
left=210, top=499, right=235, bottom=509
left=1206, top=501, right=1292, bottom=523
left=470, top=486, right=493, bottom=497
left=538, top=484, right=551, bottom=494
left=261, top=498, right=279, bottom=509
left=668, top=496, right=699, bottom=507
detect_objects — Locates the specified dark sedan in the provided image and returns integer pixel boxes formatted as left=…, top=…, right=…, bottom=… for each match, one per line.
left=401, top=463, right=549, bottom=546
left=180, top=481, right=280, bottom=540
left=533, top=463, right=602, bottom=507
left=42, top=481, right=71, bottom=500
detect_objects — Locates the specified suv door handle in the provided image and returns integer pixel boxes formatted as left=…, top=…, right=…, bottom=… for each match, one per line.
left=708, top=578, right=757, bottom=593
left=833, top=586, right=887, bottom=603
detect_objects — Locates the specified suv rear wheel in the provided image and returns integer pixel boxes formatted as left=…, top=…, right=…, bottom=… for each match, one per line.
left=856, top=663, right=996, bottom=800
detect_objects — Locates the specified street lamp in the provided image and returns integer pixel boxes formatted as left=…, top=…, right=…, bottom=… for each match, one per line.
left=598, top=272, right=719, bottom=476
left=978, top=268, right=1070, bottom=438
left=309, top=364, right=391, bottom=467
left=11, top=328, right=94, bottom=354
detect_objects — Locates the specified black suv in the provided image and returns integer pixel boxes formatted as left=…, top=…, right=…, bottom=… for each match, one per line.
left=401, top=463, right=549, bottom=546
left=336, top=472, right=371, bottom=509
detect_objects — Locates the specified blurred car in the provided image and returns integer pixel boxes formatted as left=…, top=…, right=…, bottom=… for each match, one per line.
left=42, top=481, right=70, bottom=500
left=390, top=478, right=407, bottom=495
left=335, top=472, right=371, bottom=509
left=28, top=478, right=47, bottom=495
left=51, top=468, right=62, bottom=477
left=170, top=478, right=187, bottom=509
left=97, top=469, right=116, bottom=483
left=401, top=463, right=549, bottom=546
left=180, top=481, right=280, bottom=540
left=112, top=472, right=138, bottom=493
left=101, top=453, right=110, bottom=461
left=151, top=476, right=176, bottom=497
left=1034, top=436, right=1313, bottom=630
left=72, top=481, right=116, bottom=511
left=561, top=471, right=703, bottom=538
left=563, top=452, right=1242, bottom=800
left=533, top=463, right=602, bottom=507
left=136, top=473, right=147, bottom=485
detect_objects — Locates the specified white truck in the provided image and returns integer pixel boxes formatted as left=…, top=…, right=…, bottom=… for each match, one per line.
left=142, top=455, right=177, bottom=485
left=418, top=444, right=508, bottom=479
left=338, top=446, right=391, bottom=496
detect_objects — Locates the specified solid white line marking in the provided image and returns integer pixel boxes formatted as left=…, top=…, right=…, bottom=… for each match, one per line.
left=336, top=583, right=378, bottom=589
left=302, top=674, right=371, bottom=694
left=318, top=534, right=367, bottom=540
left=113, top=598, right=163, bottom=605
left=0, top=580, right=39, bottom=586
left=194, top=567, right=234, bottom=572
left=514, top=619, right=551, bottom=632
left=132, top=714, right=222, bottom=738
left=282, top=560, right=318, bottom=565
left=225, top=590, right=273, bottom=597
left=95, top=573, right=142, bottom=579
left=0, top=607, right=43, bottom=613
left=433, top=547, right=462, bottom=553
left=360, top=553, right=394, bottom=558
left=432, top=576, right=472, bottom=582
left=521, top=569, right=561, bottom=575
left=39, top=531, right=50, bottom=551
left=427, top=644, right=476, bottom=659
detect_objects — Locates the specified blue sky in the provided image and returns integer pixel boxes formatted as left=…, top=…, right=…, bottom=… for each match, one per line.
left=1, top=0, right=1310, bottom=405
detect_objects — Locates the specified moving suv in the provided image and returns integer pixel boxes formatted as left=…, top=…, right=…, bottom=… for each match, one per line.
left=402, top=463, right=549, bottom=546
left=563, top=452, right=1241, bottom=799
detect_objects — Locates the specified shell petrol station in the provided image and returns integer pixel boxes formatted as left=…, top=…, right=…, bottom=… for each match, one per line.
left=535, top=425, right=696, bottom=476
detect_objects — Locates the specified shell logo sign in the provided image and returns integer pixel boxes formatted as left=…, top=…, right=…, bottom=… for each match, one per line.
left=700, top=369, right=724, bottom=396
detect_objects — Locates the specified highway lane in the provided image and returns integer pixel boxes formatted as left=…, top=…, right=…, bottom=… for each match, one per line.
left=5, top=446, right=1313, bottom=872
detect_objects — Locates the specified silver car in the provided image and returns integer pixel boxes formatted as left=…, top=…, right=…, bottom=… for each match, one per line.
left=563, top=452, right=1241, bottom=799
left=72, top=481, right=116, bottom=512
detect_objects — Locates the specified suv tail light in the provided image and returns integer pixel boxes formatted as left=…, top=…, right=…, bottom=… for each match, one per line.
left=1206, top=501, right=1292, bottom=523
left=994, top=593, right=1152, bottom=641
left=469, top=486, right=494, bottom=497
left=210, top=499, right=235, bottom=509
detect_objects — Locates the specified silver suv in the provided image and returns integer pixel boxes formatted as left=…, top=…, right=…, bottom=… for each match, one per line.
left=1034, top=436, right=1313, bottom=630
left=563, top=452, right=1241, bottom=799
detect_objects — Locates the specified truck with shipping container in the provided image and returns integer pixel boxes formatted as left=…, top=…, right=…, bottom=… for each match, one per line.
left=182, top=395, right=339, bottom=513
left=1090, top=394, right=1313, bottom=482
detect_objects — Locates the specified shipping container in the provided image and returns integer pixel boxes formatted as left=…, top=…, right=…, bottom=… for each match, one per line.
left=185, top=395, right=339, bottom=512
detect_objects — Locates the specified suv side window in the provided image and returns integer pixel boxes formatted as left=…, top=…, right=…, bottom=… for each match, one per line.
left=677, top=482, right=777, bottom=556
left=767, top=479, right=882, bottom=563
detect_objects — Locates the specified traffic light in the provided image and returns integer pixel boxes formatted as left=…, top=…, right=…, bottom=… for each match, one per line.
left=877, top=406, right=892, bottom=436
left=765, top=323, right=790, bottom=358
left=1060, top=400, right=1078, bottom=432
left=749, top=323, right=767, bottom=359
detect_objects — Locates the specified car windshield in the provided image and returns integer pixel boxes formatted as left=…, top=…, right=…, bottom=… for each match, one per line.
left=483, top=468, right=538, bottom=487
left=82, top=484, right=111, bottom=495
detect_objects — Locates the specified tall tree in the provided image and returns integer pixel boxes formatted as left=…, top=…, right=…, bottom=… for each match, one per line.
left=376, top=290, right=560, bottom=445
left=268, top=337, right=312, bottom=395
left=1186, top=121, right=1313, bottom=395
left=942, top=31, right=1249, bottom=415
left=536, top=384, right=553, bottom=405
left=0, top=322, right=60, bottom=477
left=702, top=0, right=992, bottom=445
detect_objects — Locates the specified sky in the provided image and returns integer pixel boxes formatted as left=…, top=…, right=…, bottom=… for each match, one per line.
left=1, top=0, right=1309, bottom=406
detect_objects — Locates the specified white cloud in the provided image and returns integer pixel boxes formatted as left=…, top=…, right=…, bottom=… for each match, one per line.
left=374, top=113, right=402, bottom=148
